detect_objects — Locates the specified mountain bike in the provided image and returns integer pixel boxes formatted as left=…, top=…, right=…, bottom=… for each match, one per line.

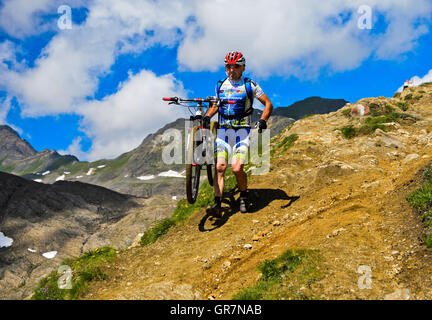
left=162, top=96, right=234, bottom=204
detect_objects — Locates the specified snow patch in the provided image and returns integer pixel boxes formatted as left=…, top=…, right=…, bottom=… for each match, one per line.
left=97, top=165, right=106, bottom=168
left=86, top=168, right=96, bottom=176
left=75, top=175, right=83, bottom=179
left=42, top=171, right=50, bottom=176
left=158, top=170, right=185, bottom=178
left=137, top=175, right=155, bottom=181
left=42, top=251, right=57, bottom=259
left=33, top=179, right=43, bottom=183
left=0, top=232, right=13, bottom=248
left=172, top=196, right=177, bottom=200
left=56, top=175, right=65, bottom=181
left=28, top=248, right=37, bottom=253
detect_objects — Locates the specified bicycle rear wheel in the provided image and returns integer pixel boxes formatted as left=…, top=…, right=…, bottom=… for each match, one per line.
left=206, top=121, right=218, bottom=186
left=186, top=126, right=202, bottom=204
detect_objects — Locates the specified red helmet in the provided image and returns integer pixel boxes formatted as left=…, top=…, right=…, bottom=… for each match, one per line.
left=224, top=51, right=246, bottom=66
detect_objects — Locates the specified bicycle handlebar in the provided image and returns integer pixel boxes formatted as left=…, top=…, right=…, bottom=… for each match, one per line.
left=162, top=96, right=236, bottom=105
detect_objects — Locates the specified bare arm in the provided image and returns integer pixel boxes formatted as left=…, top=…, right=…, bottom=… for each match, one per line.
left=257, top=93, right=273, bottom=121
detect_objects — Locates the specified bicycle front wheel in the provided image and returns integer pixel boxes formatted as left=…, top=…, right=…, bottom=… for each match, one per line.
left=186, top=126, right=202, bottom=204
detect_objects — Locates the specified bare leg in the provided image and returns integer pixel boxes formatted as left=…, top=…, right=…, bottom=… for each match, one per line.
left=231, top=158, right=247, bottom=192
left=214, top=157, right=227, bottom=197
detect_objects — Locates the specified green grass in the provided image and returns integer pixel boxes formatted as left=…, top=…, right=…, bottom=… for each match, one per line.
left=0, top=162, right=16, bottom=173
left=272, top=134, right=298, bottom=155
left=338, top=111, right=417, bottom=139
left=57, top=161, right=89, bottom=176
left=395, top=101, right=408, bottom=111
left=107, top=154, right=131, bottom=171
left=339, top=125, right=357, bottom=139
left=341, top=108, right=351, bottom=117
left=406, top=164, right=432, bottom=248
left=233, top=249, right=323, bottom=300
left=358, top=123, right=387, bottom=135
left=19, top=160, right=43, bottom=176
left=0, top=156, right=16, bottom=173
left=32, top=247, right=117, bottom=300
left=404, top=93, right=413, bottom=101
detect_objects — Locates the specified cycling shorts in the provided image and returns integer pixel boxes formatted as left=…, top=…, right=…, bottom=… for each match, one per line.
left=215, top=127, right=250, bottom=163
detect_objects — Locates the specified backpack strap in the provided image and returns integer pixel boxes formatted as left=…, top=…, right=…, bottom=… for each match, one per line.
left=243, top=77, right=254, bottom=116
left=216, top=78, right=227, bottom=99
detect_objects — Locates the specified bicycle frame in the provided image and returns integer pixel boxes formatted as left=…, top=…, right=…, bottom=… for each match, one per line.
left=163, top=96, right=223, bottom=203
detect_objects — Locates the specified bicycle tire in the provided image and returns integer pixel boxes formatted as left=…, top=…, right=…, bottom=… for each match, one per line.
left=186, top=126, right=202, bottom=204
left=206, top=121, right=218, bottom=186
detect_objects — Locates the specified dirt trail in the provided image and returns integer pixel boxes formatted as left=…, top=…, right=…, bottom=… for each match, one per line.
left=82, top=86, right=432, bottom=300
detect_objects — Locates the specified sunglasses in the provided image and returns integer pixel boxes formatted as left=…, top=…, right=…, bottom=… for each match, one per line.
left=225, top=64, right=242, bottom=69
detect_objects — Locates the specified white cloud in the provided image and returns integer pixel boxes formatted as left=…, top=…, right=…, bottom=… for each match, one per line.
left=0, top=0, right=89, bottom=38
left=67, top=70, right=187, bottom=161
left=0, top=0, right=54, bottom=37
left=0, top=95, right=12, bottom=124
left=57, top=136, right=86, bottom=159
left=1, top=0, right=193, bottom=118
left=177, top=0, right=432, bottom=78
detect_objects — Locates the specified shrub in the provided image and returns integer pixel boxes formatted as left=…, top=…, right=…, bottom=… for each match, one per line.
left=340, top=125, right=357, bottom=139
left=233, top=249, right=322, bottom=300
left=395, top=101, right=408, bottom=111
left=404, top=93, right=413, bottom=101
left=32, top=247, right=116, bottom=300
left=341, top=108, right=351, bottom=117
left=407, top=164, right=432, bottom=248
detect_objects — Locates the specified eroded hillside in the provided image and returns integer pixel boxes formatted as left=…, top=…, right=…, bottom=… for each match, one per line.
left=0, top=173, right=178, bottom=299
left=55, top=84, right=432, bottom=299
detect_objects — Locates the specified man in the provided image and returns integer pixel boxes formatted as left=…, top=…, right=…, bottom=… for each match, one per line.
left=202, top=51, right=273, bottom=216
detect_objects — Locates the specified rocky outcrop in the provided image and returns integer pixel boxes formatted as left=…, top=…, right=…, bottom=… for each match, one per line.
left=0, top=125, right=37, bottom=161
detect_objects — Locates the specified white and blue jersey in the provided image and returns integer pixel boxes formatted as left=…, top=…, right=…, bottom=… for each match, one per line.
left=216, top=77, right=264, bottom=129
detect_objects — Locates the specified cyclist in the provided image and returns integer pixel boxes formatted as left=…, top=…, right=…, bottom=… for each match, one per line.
left=202, top=51, right=273, bottom=216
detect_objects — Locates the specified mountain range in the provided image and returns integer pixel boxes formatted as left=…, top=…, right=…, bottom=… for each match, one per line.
left=0, top=96, right=347, bottom=198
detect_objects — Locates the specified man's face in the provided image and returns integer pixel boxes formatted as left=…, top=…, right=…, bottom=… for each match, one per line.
left=225, top=64, right=244, bottom=81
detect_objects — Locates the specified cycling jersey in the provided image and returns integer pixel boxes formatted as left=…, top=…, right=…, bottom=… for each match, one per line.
left=216, top=77, right=264, bottom=129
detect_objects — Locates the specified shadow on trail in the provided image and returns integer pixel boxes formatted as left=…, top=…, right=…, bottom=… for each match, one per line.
left=198, top=187, right=300, bottom=232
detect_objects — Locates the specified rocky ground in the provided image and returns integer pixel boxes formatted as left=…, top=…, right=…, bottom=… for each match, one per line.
left=80, top=84, right=432, bottom=300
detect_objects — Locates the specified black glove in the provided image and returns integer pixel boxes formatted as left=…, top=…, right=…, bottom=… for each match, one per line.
left=202, top=116, right=211, bottom=129
left=256, top=119, right=267, bottom=131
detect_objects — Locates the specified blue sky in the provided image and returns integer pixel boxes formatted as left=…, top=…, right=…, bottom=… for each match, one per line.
left=0, top=0, right=432, bottom=161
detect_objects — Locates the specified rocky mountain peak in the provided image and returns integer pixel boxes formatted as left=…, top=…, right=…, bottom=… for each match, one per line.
left=0, top=125, right=37, bottom=160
